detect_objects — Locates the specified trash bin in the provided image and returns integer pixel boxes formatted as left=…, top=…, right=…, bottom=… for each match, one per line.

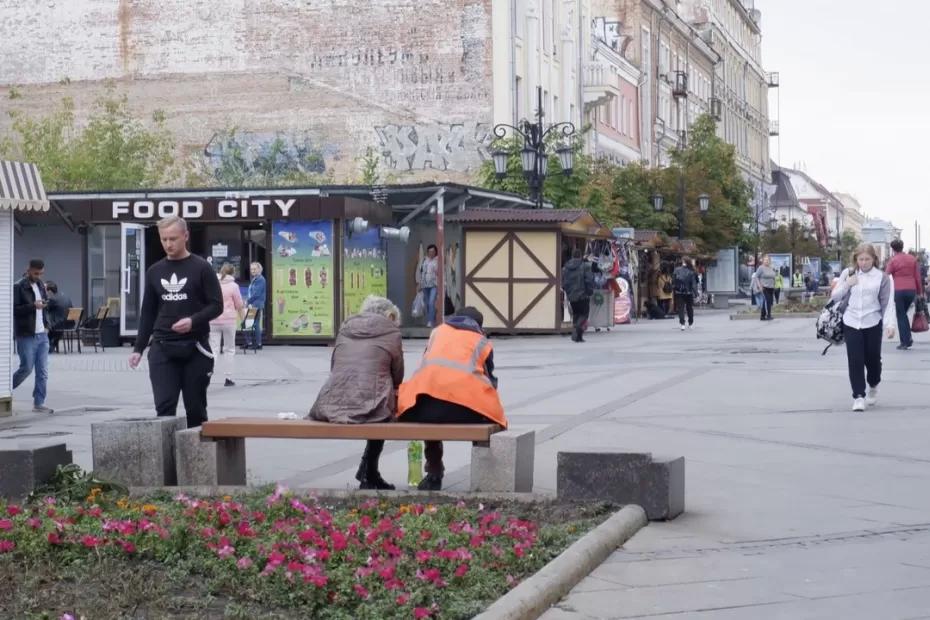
left=100, top=317, right=121, bottom=348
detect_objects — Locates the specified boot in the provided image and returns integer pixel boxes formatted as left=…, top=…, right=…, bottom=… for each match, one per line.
left=417, top=473, right=443, bottom=491
left=359, top=473, right=395, bottom=491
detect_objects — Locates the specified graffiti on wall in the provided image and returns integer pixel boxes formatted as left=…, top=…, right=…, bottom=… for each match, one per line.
left=375, top=122, right=492, bottom=172
left=203, top=130, right=336, bottom=184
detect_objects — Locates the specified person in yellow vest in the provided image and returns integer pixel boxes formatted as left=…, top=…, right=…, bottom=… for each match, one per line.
left=792, top=269, right=804, bottom=289
left=397, top=307, right=506, bottom=491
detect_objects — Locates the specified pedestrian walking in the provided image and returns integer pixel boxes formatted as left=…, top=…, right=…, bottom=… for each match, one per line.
left=561, top=248, right=595, bottom=342
left=12, top=259, right=53, bottom=413
left=672, top=257, right=699, bottom=331
left=209, top=263, right=245, bottom=387
left=753, top=256, right=777, bottom=320
left=128, top=217, right=223, bottom=428
left=885, top=239, right=923, bottom=350
left=44, top=281, right=73, bottom=353
left=244, top=262, right=266, bottom=350
left=416, top=244, right=440, bottom=328
left=831, top=243, right=895, bottom=412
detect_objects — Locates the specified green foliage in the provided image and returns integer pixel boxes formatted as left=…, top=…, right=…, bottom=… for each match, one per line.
left=761, top=219, right=828, bottom=261
left=473, top=115, right=751, bottom=253
left=0, top=86, right=180, bottom=190
left=356, top=146, right=382, bottom=185
left=29, top=464, right=127, bottom=504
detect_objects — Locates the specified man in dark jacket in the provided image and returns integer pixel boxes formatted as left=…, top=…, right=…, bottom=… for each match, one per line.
left=672, top=258, right=699, bottom=331
left=562, top=249, right=595, bottom=342
left=13, top=259, right=54, bottom=413
left=45, top=281, right=73, bottom=353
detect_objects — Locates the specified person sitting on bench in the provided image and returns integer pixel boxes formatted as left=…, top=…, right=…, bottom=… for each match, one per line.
left=308, top=295, right=403, bottom=490
left=397, top=307, right=507, bottom=491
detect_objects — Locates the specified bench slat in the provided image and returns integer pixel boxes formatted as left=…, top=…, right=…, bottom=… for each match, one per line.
left=200, top=418, right=502, bottom=442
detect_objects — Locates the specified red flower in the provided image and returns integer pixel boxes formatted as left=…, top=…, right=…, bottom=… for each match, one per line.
left=120, top=540, right=136, bottom=554
left=0, top=519, right=12, bottom=531
left=454, top=564, right=470, bottom=578
left=413, top=608, right=432, bottom=619
left=331, top=530, right=348, bottom=551
left=415, top=550, right=432, bottom=563
left=81, top=535, right=103, bottom=548
left=6, top=506, right=21, bottom=517
left=469, top=535, right=484, bottom=548
left=0, top=540, right=15, bottom=553
left=396, top=592, right=410, bottom=605
left=26, top=517, right=41, bottom=529
left=47, top=532, right=62, bottom=545
left=353, top=583, right=370, bottom=599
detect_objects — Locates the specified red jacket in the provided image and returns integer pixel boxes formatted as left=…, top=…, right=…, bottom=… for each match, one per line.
left=885, top=252, right=922, bottom=292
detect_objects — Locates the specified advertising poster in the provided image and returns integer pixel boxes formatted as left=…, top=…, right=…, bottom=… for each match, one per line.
left=271, top=220, right=334, bottom=338
left=343, top=228, right=387, bottom=317
left=768, top=253, right=792, bottom=284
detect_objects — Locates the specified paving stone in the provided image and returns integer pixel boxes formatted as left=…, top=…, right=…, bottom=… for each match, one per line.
left=92, top=416, right=186, bottom=487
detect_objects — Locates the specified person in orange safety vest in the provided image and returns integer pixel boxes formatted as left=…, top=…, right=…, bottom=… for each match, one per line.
left=398, top=306, right=506, bottom=491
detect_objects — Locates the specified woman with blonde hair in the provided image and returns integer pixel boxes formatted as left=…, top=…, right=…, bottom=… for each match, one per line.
left=209, top=263, right=245, bottom=387
left=831, top=244, right=895, bottom=411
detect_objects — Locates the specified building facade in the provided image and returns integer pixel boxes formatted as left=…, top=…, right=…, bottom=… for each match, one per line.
left=0, top=0, right=598, bottom=186
left=862, top=218, right=903, bottom=266
left=834, top=193, right=865, bottom=239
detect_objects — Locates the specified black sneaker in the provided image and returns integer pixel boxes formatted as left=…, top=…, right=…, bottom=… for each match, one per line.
left=359, top=475, right=395, bottom=491
left=417, top=473, right=443, bottom=491
left=224, top=378, right=235, bottom=387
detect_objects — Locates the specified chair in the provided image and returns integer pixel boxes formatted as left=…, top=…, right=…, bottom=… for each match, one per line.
left=58, top=308, right=84, bottom=354
left=79, top=306, right=109, bottom=353
left=237, top=308, right=259, bottom=353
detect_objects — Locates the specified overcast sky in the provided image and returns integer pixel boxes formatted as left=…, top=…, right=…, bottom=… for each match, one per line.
left=761, top=0, right=929, bottom=250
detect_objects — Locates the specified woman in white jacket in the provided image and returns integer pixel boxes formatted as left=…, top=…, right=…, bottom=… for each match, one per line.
left=831, top=244, right=895, bottom=412
left=210, top=263, right=245, bottom=387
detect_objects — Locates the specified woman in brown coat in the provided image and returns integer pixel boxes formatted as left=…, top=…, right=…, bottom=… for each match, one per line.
left=308, top=295, right=404, bottom=489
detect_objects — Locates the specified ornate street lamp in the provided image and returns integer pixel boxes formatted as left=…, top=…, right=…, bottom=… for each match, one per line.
left=651, top=192, right=710, bottom=232
left=698, top=193, right=711, bottom=213
left=652, top=193, right=665, bottom=212
left=493, top=86, right=577, bottom=208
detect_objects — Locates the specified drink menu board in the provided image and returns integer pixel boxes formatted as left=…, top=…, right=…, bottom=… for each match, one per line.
left=271, top=220, right=334, bottom=338
left=343, top=228, right=387, bottom=317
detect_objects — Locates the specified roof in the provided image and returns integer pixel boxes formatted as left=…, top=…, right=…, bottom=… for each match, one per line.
left=446, top=208, right=587, bottom=224
left=0, top=160, right=49, bottom=212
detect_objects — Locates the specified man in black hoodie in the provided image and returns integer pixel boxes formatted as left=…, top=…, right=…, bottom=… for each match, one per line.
left=562, top=248, right=595, bottom=342
left=128, top=217, right=223, bottom=428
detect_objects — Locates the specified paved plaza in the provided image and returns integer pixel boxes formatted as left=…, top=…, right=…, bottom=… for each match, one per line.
left=5, top=309, right=930, bottom=619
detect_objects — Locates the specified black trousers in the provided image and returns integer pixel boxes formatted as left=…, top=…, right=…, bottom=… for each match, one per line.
left=774, top=288, right=781, bottom=304
left=894, top=290, right=916, bottom=347
left=844, top=322, right=883, bottom=398
left=674, top=293, right=694, bottom=326
left=148, top=341, right=214, bottom=428
left=359, top=440, right=385, bottom=479
left=569, top=299, right=590, bottom=341
left=400, top=396, right=487, bottom=475
left=761, top=287, right=775, bottom=319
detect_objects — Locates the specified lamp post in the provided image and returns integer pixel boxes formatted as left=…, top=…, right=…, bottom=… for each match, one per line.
left=650, top=190, right=710, bottom=241
left=492, top=86, right=577, bottom=209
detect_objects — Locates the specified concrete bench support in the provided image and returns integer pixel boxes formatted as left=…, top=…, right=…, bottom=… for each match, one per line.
left=470, top=429, right=535, bottom=493
left=175, top=428, right=246, bottom=486
left=557, top=451, right=685, bottom=520
left=91, top=417, right=187, bottom=487
left=0, top=443, right=73, bottom=499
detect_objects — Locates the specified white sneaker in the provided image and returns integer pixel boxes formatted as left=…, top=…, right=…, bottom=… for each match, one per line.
left=865, top=387, right=878, bottom=406
left=852, top=398, right=866, bottom=412
left=688, top=324, right=694, bottom=330
left=680, top=324, right=686, bottom=331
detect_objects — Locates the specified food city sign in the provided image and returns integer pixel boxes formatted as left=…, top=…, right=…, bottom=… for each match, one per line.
left=110, top=198, right=298, bottom=220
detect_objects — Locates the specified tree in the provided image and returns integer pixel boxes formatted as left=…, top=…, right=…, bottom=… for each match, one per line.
left=0, top=86, right=181, bottom=190
left=761, top=219, right=824, bottom=262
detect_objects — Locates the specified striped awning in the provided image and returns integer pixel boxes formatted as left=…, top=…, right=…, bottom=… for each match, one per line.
left=0, top=160, right=49, bottom=212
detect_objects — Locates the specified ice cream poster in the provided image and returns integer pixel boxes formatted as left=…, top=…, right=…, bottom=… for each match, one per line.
left=271, top=220, right=334, bottom=338
left=343, top=228, right=387, bottom=317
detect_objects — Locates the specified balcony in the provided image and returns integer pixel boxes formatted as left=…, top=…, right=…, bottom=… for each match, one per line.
left=583, top=62, right=620, bottom=108
left=672, top=71, right=688, bottom=98
left=767, top=72, right=780, bottom=88
left=769, top=120, right=780, bottom=136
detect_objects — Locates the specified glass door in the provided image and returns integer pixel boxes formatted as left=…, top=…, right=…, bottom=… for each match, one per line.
left=120, top=223, right=146, bottom=336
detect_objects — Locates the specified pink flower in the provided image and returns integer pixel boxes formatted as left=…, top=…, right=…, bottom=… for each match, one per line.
left=454, top=564, right=470, bottom=578
left=236, top=557, right=253, bottom=570
left=414, top=608, right=432, bottom=619
left=120, top=541, right=136, bottom=554
left=0, top=540, right=14, bottom=553
left=0, top=519, right=13, bottom=531
left=47, top=532, right=62, bottom=545
left=353, top=583, right=370, bottom=599
left=26, top=517, right=41, bottom=529
left=60, top=614, right=76, bottom=620
left=415, top=550, right=432, bottom=563
left=217, top=544, right=235, bottom=559
left=81, top=535, right=103, bottom=548
left=396, top=592, right=410, bottom=605
left=6, top=505, right=21, bottom=517
left=331, top=530, right=348, bottom=551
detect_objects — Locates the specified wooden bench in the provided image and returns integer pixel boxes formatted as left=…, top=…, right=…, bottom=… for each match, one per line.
left=174, top=418, right=535, bottom=492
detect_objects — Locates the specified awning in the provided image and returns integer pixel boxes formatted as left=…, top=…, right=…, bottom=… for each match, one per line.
left=0, top=160, right=49, bottom=212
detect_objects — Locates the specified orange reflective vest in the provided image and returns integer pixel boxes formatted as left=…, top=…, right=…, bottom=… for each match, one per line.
left=398, top=324, right=507, bottom=428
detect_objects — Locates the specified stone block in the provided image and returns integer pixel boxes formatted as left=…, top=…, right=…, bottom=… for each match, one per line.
left=175, top=428, right=246, bottom=486
left=557, top=451, right=685, bottom=520
left=712, top=294, right=731, bottom=309
left=470, top=428, right=535, bottom=493
left=92, top=417, right=187, bottom=487
left=0, top=443, right=73, bottom=499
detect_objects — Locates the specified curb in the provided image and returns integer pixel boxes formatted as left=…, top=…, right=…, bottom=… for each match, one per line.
left=729, top=312, right=819, bottom=320
left=473, top=504, right=648, bottom=620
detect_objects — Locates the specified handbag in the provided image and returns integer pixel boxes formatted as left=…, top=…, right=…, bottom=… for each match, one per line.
left=411, top=291, right=425, bottom=318
left=912, top=297, right=929, bottom=333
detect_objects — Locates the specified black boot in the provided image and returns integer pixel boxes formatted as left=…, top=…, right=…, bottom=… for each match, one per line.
left=359, top=473, right=395, bottom=491
left=417, top=473, right=443, bottom=491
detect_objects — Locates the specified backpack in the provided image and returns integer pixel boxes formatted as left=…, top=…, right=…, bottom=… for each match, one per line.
left=663, top=280, right=673, bottom=295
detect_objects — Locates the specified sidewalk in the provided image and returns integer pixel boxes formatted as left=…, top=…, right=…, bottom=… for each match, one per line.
left=5, top=311, right=930, bottom=618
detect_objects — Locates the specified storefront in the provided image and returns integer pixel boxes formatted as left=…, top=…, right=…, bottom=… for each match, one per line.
left=1, top=160, right=50, bottom=415
left=35, top=189, right=392, bottom=344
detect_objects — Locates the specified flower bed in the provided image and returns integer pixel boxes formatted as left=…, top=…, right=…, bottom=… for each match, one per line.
left=0, top=486, right=608, bottom=619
